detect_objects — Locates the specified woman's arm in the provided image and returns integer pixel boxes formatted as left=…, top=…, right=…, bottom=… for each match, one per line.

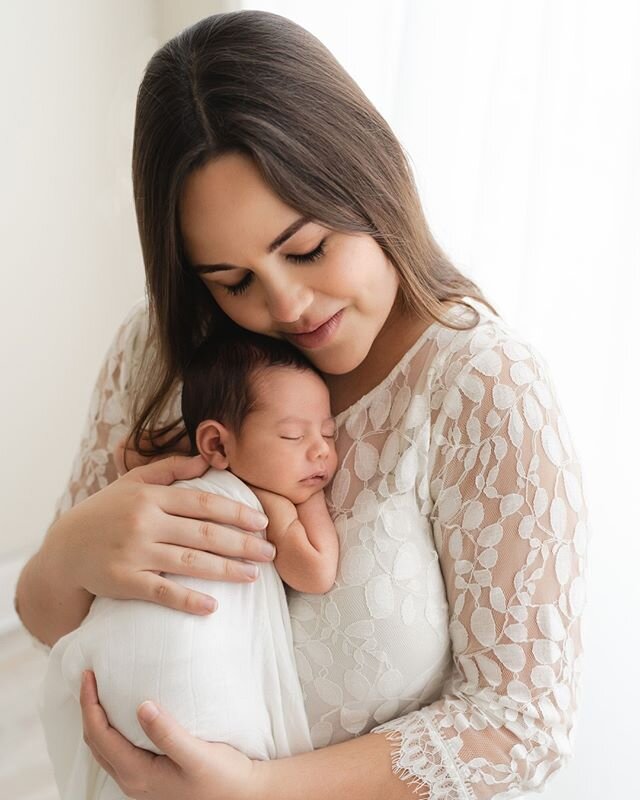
left=14, top=300, right=145, bottom=647
left=250, top=487, right=338, bottom=593
left=16, top=456, right=247, bottom=648
left=367, top=332, right=590, bottom=799
left=255, top=733, right=421, bottom=800
left=15, top=527, right=94, bottom=650
left=80, top=670, right=423, bottom=800
left=15, top=531, right=94, bottom=650
left=14, top=300, right=274, bottom=648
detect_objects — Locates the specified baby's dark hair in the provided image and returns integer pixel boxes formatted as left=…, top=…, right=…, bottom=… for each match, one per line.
left=181, top=325, right=325, bottom=455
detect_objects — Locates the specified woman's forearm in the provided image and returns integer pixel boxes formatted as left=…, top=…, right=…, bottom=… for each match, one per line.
left=255, top=731, right=424, bottom=800
left=14, top=522, right=94, bottom=648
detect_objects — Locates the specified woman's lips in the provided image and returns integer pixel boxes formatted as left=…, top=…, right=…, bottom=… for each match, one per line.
left=286, top=309, right=344, bottom=349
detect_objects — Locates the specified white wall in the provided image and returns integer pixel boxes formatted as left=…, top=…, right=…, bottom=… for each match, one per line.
left=0, top=0, right=159, bottom=569
left=157, top=0, right=239, bottom=42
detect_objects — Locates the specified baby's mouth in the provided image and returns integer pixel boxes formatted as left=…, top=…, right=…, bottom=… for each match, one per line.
left=300, top=471, right=327, bottom=483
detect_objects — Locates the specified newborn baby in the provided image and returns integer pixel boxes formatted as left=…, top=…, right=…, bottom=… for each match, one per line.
left=38, top=328, right=339, bottom=800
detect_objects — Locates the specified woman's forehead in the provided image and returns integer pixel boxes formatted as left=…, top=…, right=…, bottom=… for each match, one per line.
left=179, top=153, right=292, bottom=251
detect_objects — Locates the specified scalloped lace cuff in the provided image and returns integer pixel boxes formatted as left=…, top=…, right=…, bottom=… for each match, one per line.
left=371, top=708, right=475, bottom=800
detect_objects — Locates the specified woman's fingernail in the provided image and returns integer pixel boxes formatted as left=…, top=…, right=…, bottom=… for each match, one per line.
left=200, top=596, right=217, bottom=613
left=138, top=701, right=159, bottom=723
left=242, top=564, right=259, bottom=579
left=254, top=513, right=269, bottom=528
left=260, top=542, right=276, bottom=559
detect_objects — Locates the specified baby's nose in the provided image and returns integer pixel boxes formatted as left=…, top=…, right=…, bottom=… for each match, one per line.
left=312, top=437, right=330, bottom=458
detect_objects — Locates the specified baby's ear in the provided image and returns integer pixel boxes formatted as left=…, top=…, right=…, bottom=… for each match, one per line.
left=195, top=419, right=230, bottom=469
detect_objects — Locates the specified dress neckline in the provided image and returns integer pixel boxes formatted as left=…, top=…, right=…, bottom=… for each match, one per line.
left=333, top=301, right=473, bottom=428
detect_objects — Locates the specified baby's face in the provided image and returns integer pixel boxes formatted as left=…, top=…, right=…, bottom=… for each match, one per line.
left=229, top=367, right=338, bottom=504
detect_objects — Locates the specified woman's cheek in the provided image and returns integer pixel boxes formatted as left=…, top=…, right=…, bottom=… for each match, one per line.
left=204, top=286, right=256, bottom=329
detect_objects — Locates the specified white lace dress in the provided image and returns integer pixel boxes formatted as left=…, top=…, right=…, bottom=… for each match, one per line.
left=33, top=296, right=589, bottom=800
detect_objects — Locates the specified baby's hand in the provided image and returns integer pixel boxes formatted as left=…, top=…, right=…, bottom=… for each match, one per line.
left=247, top=486, right=297, bottom=549
left=249, top=484, right=337, bottom=594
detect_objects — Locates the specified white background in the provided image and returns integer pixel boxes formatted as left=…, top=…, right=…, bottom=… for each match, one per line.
left=1, top=2, right=637, bottom=798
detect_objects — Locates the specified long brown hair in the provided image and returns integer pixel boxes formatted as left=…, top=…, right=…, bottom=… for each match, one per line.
left=128, top=9, right=499, bottom=462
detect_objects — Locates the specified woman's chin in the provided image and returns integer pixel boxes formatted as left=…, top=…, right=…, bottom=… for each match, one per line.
left=312, top=349, right=366, bottom=376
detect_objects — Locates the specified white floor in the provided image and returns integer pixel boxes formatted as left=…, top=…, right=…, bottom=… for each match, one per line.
left=0, top=625, right=59, bottom=799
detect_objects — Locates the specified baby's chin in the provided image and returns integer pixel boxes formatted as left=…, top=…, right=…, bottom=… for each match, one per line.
left=246, top=474, right=332, bottom=504
left=292, top=476, right=332, bottom=503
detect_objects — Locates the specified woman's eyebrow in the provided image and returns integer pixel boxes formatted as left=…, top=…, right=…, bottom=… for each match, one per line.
left=193, top=216, right=312, bottom=274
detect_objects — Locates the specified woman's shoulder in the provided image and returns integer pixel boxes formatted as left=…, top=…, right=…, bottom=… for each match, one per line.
left=336, top=298, right=547, bottom=429
left=109, top=295, right=159, bottom=398
left=98, top=295, right=150, bottom=383
left=423, top=300, right=570, bottom=457
left=115, top=295, right=150, bottom=361
left=425, top=298, right=553, bottom=392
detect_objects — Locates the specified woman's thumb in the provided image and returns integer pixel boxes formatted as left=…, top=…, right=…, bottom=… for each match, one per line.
left=137, top=701, right=201, bottom=770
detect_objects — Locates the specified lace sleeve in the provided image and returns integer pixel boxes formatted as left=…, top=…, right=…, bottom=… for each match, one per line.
left=51, top=297, right=150, bottom=523
left=371, top=326, right=590, bottom=800
left=19, top=298, right=152, bottom=653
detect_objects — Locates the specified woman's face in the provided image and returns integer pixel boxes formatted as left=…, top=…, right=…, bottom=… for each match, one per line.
left=178, top=152, right=400, bottom=376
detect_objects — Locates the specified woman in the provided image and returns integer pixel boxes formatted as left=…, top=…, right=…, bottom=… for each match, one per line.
left=15, top=10, right=588, bottom=800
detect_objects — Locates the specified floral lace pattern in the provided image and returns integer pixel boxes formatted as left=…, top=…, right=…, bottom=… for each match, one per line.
left=51, top=297, right=148, bottom=521
left=35, top=297, right=588, bottom=799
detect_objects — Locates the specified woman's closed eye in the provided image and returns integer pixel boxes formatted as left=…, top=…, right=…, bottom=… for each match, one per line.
left=223, top=239, right=327, bottom=297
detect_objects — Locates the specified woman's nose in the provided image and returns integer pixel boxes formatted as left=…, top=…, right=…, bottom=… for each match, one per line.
left=262, top=271, right=313, bottom=323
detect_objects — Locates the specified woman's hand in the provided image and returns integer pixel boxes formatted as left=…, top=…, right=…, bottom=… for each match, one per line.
left=45, top=455, right=273, bottom=615
left=80, top=670, right=266, bottom=800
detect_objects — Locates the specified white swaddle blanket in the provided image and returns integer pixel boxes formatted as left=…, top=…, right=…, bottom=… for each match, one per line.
left=37, top=467, right=314, bottom=800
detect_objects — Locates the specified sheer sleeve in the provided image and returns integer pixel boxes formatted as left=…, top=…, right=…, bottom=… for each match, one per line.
left=51, top=297, right=150, bottom=523
left=17, top=298, right=152, bottom=653
left=371, top=325, right=590, bottom=800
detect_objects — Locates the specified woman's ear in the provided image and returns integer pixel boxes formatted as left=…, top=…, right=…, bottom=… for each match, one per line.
left=195, top=420, right=232, bottom=469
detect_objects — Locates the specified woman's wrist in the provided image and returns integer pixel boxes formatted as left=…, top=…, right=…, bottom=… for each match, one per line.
left=15, top=518, right=94, bottom=648
left=250, top=758, right=272, bottom=800
left=41, top=514, right=87, bottom=592
left=245, top=733, right=417, bottom=800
